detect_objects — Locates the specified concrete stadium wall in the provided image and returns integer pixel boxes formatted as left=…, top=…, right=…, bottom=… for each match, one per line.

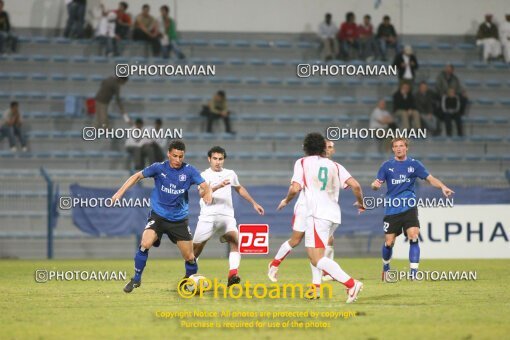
left=5, top=0, right=509, bottom=35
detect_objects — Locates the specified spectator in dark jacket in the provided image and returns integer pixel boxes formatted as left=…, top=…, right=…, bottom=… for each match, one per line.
left=436, top=64, right=468, bottom=115
left=415, top=82, right=439, bottom=135
left=441, top=88, right=463, bottom=137
left=393, top=45, right=419, bottom=86
left=0, top=0, right=18, bottom=53
left=393, top=82, right=421, bottom=130
left=63, top=0, right=87, bottom=39
left=376, top=15, right=399, bottom=61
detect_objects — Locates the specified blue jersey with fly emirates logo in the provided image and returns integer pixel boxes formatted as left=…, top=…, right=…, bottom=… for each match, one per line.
left=142, top=161, right=204, bottom=221
left=376, top=157, right=430, bottom=216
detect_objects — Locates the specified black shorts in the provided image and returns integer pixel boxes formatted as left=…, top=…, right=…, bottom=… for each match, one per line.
left=145, top=211, right=192, bottom=246
left=383, top=207, right=420, bottom=237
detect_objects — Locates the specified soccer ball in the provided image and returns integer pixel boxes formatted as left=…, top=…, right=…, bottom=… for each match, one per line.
left=184, top=274, right=210, bottom=292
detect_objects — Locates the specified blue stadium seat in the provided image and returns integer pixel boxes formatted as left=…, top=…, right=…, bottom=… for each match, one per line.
left=412, top=42, right=432, bottom=50
left=51, top=74, right=67, bottom=81
left=464, top=79, right=481, bottom=87
left=426, top=154, right=444, bottom=161
left=361, top=97, right=377, bottom=105
left=486, top=80, right=502, bottom=87
left=70, top=74, right=87, bottom=81
left=32, top=54, right=50, bottom=62
left=33, top=37, right=50, bottom=44
left=248, top=58, right=266, bottom=66
left=72, top=56, right=89, bottom=63
left=11, top=73, right=28, bottom=80
left=339, top=96, right=356, bottom=104
left=457, top=43, right=475, bottom=50
left=266, top=78, right=283, bottom=85
left=245, top=77, right=261, bottom=85
left=262, top=96, right=278, bottom=103
left=472, top=62, right=488, bottom=69
left=31, top=73, right=48, bottom=81
left=166, top=94, right=184, bottom=103
left=211, top=39, right=230, bottom=47
left=492, top=117, right=509, bottom=124
left=29, top=92, right=46, bottom=100
left=227, top=58, right=245, bottom=66
left=12, top=55, right=29, bottom=62
left=232, top=40, right=250, bottom=48
left=500, top=99, right=510, bottom=106
left=148, top=95, right=165, bottom=102
left=436, top=43, right=453, bottom=50
left=49, top=93, right=66, bottom=100
left=270, top=59, right=286, bottom=66
left=275, top=40, right=292, bottom=48
left=90, top=75, right=104, bottom=82
left=225, top=76, right=242, bottom=84
left=321, top=96, right=338, bottom=104
left=475, top=98, right=494, bottom=106
left=191, top=39, right=208, bottom=47
left=464, top=154, right=482, bottom=161
left=254, top=40, right=270, bottom=48
left=301, top=96, right=319, bottom=104
left=241, top=95, right=257, bottom=103
left=91, top=56, right=108, bottom=63
left=52, top=55, right=70, bottom=63
left=296, top=42, right=316, bottom=49
left=282, top=96, right=298, bottom=104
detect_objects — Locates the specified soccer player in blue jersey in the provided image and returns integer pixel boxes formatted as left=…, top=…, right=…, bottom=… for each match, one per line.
left=112, top=140, right=212, bottom=293
left=371, top=138, right=454, bottom=280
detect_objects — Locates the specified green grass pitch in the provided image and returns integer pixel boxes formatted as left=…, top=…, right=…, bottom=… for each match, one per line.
left=1, top=258, right=509, bottom=339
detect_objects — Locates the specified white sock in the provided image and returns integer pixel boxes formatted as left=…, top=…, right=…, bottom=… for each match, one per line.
left=310, top=263, right=322, bottom=285
left=316, top=257, right=351, bottom=284
left=273, top=241, right=293, bottom=263
left=410, top=263, right=419, bottom=270
left=325, top=246, right=334, bottom=260
left=229, top=251, right=241, bottom=270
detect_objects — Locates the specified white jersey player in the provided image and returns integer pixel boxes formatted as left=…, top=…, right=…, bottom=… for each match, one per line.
left=194, top=146, right=265, bottom=286
left=275, top=133, right=365, bottom=303
left=268, top=140, right=354, bottom=283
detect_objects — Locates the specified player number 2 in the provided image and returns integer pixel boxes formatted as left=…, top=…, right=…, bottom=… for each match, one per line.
left=383, top=222, right=389, bottom=232
left=318, top=167, right=328, bottom=190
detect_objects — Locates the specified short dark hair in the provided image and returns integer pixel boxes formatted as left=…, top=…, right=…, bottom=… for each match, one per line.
left=303, top=133, right=326, bottom=156
left=161, top=5, right=169, bottom=13
left=364, top=14, right=371, bottom=20
left=135, top=118, right=143, bottom=125
left=10, top=101, right=18, bottom=108
left=217, top=90, right=226, bottom=99
left=346, top=12, right=355, bottom=21
left=383, top=15, right=390, bottom=21
left=207, top=146, right=227, bottom=159
left=168, top=140, right=186, bottom=152
left=119, top=1, right=128, bottom=10
left=155, top=118, right=162, bottom=125
left=142, top=4, right=149, bottom=10
left=325, top=13, right=332, bottom=19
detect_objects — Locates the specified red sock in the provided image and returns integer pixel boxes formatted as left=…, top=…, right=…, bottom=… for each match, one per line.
left=343, top=278, right=355, bottom=289
left=271, top=259, right=282, bottom=267
left=228, top=269, right=238, bottom=278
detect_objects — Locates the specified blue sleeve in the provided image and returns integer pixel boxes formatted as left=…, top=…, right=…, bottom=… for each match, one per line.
left=376, top=163, right=386, bottom=182
left=188, top=165, right=205, bottom=185
left=415, top=160, right=430, bottom=180
left=142, top=162, right=159, bottom=178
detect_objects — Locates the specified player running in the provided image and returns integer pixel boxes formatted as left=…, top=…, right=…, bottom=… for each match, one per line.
left=113, top=140, right=212, bottom=293
left=371, top=138, right=454, bottom=281
left=193, top=146, right=265, bottom=286
left=276, top=133, right=365, bottom=303
left=268, top=140, right=359, bottom=284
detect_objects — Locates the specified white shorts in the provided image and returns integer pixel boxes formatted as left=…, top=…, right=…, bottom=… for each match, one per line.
left=292, top=212, right=308, bottom=232
left=193, top=215, right=238, bottom=244
left=304, top=217, right=338, bottom=248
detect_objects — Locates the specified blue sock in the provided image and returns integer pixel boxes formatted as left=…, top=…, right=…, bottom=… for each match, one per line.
left=185, top=258, right=198, bottom=277
left=409, top=239, right=420, bottom=268
left=133, top=247, right=149, bottom=282
left=382, top=243, right=393, bottom=262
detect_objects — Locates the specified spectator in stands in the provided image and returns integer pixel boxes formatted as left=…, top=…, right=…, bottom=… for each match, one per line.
left=125, top=118, right=145, bottom=170
left=476, top=14, right=502, bottom=62
left=152, top=118, right=167, bottom=162
left=94, top=76, right=129, bottom=128
left=96, top=5, right=118, bottom=57
left=393, top=45, right=419, bottom=86
left=441, top=88, right=464, bottom=137
left=500, top=14, right=510, bottom=63
left=337, top=12, right=359, bottom=60
left=1, top=101, right=27, bottom=152
left=0, top=0, right=18, bottom=54
left=376, top=15, right=398, bottom=61
left=369, top=99, right=395, bottom=152
left=63, top=0, right=87, bottom=39
left=415, top=81, right=439, bottom=135
left=114, top=2, right=132, bottom=40
left=133, top=4, right=161, bottom=57
left=201, top=90, right=234, bottom=134
left=435, top=64, right=468, bottom=115
left=358, top=14, right=377, bottom=61
left=392, top=82, right=421, bottom=130
left=159, top=5, right=185, bottom=59
left=318, top=13, right=338, bottom=61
